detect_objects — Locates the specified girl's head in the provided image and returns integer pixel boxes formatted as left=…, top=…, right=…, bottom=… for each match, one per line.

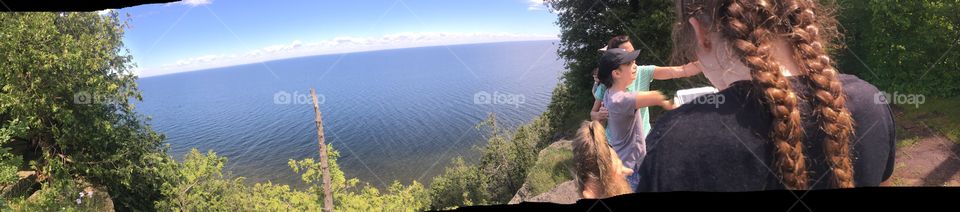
left=597, top=48, right=640, bottom=89
left=607, top=35, right=635, bottom=52
left=670, top=0, right=855, bottom=189
left=573, top=121, right=634, bottom=198
left=592, top=67, right=600, bottom=84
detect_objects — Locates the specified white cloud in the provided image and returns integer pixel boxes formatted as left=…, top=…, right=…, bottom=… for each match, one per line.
left=527, top=0, right=548, bottom=11
left=137, top=32, right=558, bottom=77
left=181, top=0, right=212, bottom=7
left=96, top=9, right=113, bottom=16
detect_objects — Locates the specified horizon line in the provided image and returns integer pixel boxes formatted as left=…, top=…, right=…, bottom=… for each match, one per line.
left=136, top=38, right=559, bottom=78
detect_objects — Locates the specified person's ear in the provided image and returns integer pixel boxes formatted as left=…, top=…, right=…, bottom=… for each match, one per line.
left=611, top=69, right=620, bottom=78
left=581, top=190, right=594, bottom=199
left=580, top=180, right=597, bottom=198
left=688, top=17, right=711, bottom=51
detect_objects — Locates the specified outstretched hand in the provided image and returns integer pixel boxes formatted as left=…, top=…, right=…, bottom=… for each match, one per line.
left=660, top=100, right=676, bottom=110
left=683, top=61, right=703, bottom=75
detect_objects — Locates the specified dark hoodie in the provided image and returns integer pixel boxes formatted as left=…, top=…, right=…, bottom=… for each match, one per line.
left=637, top=74, right=896, bottom=191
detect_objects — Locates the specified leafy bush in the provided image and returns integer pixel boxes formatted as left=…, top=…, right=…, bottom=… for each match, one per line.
left=835, top=0, right=960, bottom=97
left=1, top=12, right=177, bottom=210
left=427, top=113, right=553, bottom=209
left=155, top=146, right=429, bottom=211
left=0, top=119, right=25, bottom=186
left=524, top=143, right=574, bottom=197
left=154, top=149, right=322, bottom=211
left=289, top=144, right=430, bottom=211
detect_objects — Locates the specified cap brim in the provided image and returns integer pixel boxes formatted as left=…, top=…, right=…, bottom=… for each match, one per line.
left=619, top=50, right=641, bottom=64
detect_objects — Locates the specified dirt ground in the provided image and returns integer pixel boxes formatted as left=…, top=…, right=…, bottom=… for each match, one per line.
left=884, top=110, right=960, bottom=186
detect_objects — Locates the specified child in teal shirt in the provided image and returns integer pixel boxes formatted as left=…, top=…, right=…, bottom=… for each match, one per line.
left=591, top=62, right=701, bottom=136
left=593, top=47, right=702, bottom=190
left=589, top=35, right=702, bottom=137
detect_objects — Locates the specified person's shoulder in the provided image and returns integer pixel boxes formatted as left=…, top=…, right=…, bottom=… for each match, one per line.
left=636, top=65, right=656, bottom=85
left=594, top=84, right=606, bottom=100
left=839, top=74, right=882, bottom=97
left=604, top=89, right=634, bottom=103
left=835, top=74, right=897, bottom=184
left=837, top=74, right=890, bottom=116
left=648, top=83, right=766, bottom=145
left=647, top=91, right=745, bottom=147
left=657, top=87, right=751, bottom=123
left=644, top=105, right=695, bottom=148
left=638, top=65, right=656, bottom=70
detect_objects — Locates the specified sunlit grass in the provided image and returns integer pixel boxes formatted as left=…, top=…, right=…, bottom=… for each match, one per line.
left=524, top=141, right=574, bottom=197
left=896, top=96, right=960, bottom=144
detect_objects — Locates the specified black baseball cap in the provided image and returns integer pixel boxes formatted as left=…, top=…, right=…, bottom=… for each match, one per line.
left=598, top=48, right=640, bottom=74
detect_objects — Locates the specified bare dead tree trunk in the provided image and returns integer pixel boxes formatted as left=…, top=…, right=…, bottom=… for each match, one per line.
left=311, top=88, right=334, bottom=212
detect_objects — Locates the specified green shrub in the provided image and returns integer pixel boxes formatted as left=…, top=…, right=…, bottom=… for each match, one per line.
left=155, top=146, right=429, bottom=211
left=525, top=144, right=574, bottom=197
left=835, top=0, right=960, bottom=97
left=289, top=144, right=430, bottom=211
left=427, top=113, right=554, bottom=209
left=1, top=12, right=177, bottom=210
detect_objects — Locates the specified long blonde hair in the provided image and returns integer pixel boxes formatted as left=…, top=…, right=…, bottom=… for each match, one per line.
left=573, top=121, right=633, bottom=197
left=671, top=0, right=855, bottom=189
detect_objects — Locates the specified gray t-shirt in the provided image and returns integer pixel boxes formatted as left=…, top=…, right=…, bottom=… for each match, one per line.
left=602, top=89, right=646, bottom=171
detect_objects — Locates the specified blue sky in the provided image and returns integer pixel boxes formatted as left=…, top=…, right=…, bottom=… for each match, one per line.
left=111, top=0, right=559, bottom=76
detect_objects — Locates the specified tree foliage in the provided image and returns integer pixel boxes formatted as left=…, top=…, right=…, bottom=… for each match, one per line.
left=289, top=144, right=430, bottom=211
left=155, top=146, right=429, bottom=211
left=427, top=113, right=552, bottom=209
left=1, top=12, right=176, bottom=210
left=834, top=0, right=960, bottom=97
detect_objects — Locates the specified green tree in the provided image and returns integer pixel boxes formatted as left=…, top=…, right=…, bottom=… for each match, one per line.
left=156, top=146, right=430, bottom=211
left=154, top=149, right=322, bottom=211
left=1, top=12, right=177, bottom=210
left=834, top=0, right=960, bottom=97
left=289, top=144, right=430, bottom=211
left=427, top=113, right=552, bottom=209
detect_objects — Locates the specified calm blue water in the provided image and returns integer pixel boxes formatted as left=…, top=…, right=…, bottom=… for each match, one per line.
left=135, top=40, right=564, bottom=187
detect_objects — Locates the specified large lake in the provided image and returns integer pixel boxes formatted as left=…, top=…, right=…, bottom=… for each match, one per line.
left=136, top=40, right=564, bottom=187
